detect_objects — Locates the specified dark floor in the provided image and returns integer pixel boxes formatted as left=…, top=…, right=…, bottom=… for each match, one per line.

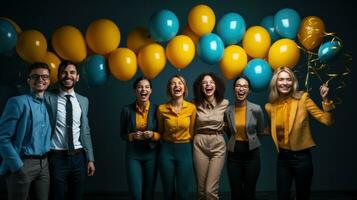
left=1, top=191, right=357, bottom=200
left=84, top=191, right=357, bottom=200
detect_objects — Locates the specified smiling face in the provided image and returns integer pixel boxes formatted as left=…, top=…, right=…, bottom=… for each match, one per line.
left=135, top=79, right=152, bottom=103
left=27, top=68, right=50, bottom=94
left=201, top=75, right=216, bottom=99
left=169, top=77, right=185, bottom=98
left=277, top=71, right=293, bottom=95
left=234, top=78, right=249, bottom=102
left=59, top=64, right=79, bottom=91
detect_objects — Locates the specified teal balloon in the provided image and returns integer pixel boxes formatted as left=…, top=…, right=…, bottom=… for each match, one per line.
left=318, top=41, right=342, bottom=63
left=274, top=8, right=301, bottom=39
left=243, top=58, right=272, bottom=92
left=82, top=55, right=108, bottom=86
left=149, top=9, right=179, bottom=42
left=197, top=33, right=224, bottom=64
left=216, top=12, right=246, bottom=45
left=0, top=19, right=17, bottom=53
left=260, top=15, right=281, bottom=42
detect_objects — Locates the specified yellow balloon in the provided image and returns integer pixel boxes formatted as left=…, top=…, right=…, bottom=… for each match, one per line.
left=108, top=48, right=137, bottom=81
left=138, top=43, right=166, bottom=79
left=182, top=25, right=199, bottom=45
left=188, top=4, right=215, bottom=36
left=268, top=39, right=300, bottom=70
left=166, top=35, right=195, bottom=69
left=86, top=19, right=121, bottom=55
left=220, top=45, right=248, bottom=80
left=16, top=30, right=47, bottom=63
left=52, top=25, right=87, bottom=63
left=126, top=27, right=155, bottom=54
left=242, top=26, right=271, bottom=58
left=1, top=17, right=22, bottom=33
left=41, top=52, right=61, bottom=83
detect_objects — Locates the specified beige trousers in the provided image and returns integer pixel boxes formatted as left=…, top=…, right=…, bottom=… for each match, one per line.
left=193, top=133, right=226, bottom=200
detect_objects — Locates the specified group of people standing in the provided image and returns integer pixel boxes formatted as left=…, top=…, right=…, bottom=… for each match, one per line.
left=0, top=61, right=95, bottom=200
left=120, top=67, right=334, bottom=200
left=0, top=62, right=334, bottom=200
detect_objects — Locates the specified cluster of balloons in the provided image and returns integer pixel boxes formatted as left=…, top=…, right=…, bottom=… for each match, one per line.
left=0, top=4, right=344, bottom=91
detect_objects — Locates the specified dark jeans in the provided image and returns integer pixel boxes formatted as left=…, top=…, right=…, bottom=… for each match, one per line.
left=126, top=142, right=158, bottom=200
left=6, top=158, right=49, bottom=200
left=277, top=148, right=313, bottom=200
left=159, top=141, right=194, bottom=200
left=49, top=151, right=86, bottom=200
left=227, top=141, right=260, bottom=200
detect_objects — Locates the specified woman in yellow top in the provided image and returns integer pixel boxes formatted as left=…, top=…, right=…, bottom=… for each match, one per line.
left=224, top=76, right=264, bottom=200
left=265, top=67, right=335, bottom=200
left=157, top=75, right=196, bottom=200
left=120, top=77, right=160, bottom=200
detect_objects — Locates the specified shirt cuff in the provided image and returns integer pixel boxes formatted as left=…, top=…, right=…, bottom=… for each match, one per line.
left=128, top=134, right=134, bottom=142
left=151, top=132, right=161, bottom=141
left=322, top=100, right=335, bottom=112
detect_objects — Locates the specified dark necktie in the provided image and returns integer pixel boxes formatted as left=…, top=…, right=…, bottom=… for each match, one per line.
left=65, top=95, right=75, bottom=155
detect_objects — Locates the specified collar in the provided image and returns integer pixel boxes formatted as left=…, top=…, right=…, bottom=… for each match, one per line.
left=202, top=98, right=217, bottom=109
left=59, top=90, right=76, bottom=98
left=136, top=101, right=150, bottom=113
left=30, top=91, right=44, bottom=103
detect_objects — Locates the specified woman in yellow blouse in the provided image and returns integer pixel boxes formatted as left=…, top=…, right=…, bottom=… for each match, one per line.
left=265, top=67, right=335, bottom=200
left=157, top=75, right=196, bottom=200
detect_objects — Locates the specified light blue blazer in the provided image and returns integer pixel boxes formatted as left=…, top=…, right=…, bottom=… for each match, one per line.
left=224, top=101, right=264, bottom=152
left=0, top=94, right=51, bottom=175
left=45, top=90, right=94, bottom=161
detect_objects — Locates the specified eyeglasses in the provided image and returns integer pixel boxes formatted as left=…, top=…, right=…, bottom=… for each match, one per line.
left=29, top=74, right=50, bottom=81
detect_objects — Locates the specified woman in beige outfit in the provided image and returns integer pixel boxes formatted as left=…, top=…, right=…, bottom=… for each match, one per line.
left=193, top=73, right=229, bottom=200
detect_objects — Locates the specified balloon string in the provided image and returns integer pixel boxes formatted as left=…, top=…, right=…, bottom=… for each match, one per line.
left=297, top=45, right=317, bottom=55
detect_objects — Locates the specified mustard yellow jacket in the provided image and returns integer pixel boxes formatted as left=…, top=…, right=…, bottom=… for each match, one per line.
left=265, top=92, right=335, bottom=151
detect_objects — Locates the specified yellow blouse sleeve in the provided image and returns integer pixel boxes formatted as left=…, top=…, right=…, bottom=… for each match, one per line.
left=157, top=106, right=164, bottom=135
left=189, top=105, right=197, bottom=138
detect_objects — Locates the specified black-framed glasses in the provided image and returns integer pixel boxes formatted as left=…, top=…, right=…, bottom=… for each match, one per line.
left=29, top=74, right=50, bottom=81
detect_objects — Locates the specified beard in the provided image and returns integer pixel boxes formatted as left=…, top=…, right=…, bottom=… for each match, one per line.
left=59, top=77, right=76, bottom=90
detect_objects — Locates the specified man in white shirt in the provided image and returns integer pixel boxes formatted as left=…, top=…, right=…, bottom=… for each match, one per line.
left=45, top=60, right=95, bottom=200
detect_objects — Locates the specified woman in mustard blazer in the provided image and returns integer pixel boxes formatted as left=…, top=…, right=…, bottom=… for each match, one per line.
left=265, top=67, right=335, bottom=200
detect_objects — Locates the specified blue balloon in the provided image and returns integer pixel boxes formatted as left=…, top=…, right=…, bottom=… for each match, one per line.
left=318, top=41, right=342, bottom=63
left=82, top=55, right=108, bottom=87
left=274, top=8, right=301, bottom=39
left=149, top=9, right=179, bottom=42
left=0, top=19, right=17, bottom=53
left=260, top=15, right=281, bottom=42
left=216, top=12, right=246, bottom=45
left=243, top=58, right=272, bottom=92
left=197, top=33, right=224, bottom=64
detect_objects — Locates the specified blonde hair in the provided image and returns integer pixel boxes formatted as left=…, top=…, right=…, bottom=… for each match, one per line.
left=268, top=67, right=303, bottom=103
left=167, top=75, right=188, bottom=97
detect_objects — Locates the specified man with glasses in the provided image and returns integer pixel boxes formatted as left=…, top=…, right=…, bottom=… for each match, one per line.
left=0, top=62, right=52, bottom=200
left=45, top=60, right=95, bottom=200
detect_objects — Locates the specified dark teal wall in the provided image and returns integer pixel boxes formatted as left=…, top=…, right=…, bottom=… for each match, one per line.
left=1, top=0, right=356, bottom=193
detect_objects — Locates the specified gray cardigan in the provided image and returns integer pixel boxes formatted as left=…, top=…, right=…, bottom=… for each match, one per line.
left=224, top=101, right=264, bottom=152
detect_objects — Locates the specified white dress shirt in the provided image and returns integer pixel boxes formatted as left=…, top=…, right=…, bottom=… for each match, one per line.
left=51, top=91, right=83, bottom=150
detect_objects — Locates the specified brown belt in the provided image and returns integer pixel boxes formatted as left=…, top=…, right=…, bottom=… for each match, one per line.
left=50, top=148, right=83, bottom=156
left=196, top=129, right=223, bottom=135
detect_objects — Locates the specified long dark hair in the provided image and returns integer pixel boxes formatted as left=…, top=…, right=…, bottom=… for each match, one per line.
left=193, top=73, right=225, bottom=106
